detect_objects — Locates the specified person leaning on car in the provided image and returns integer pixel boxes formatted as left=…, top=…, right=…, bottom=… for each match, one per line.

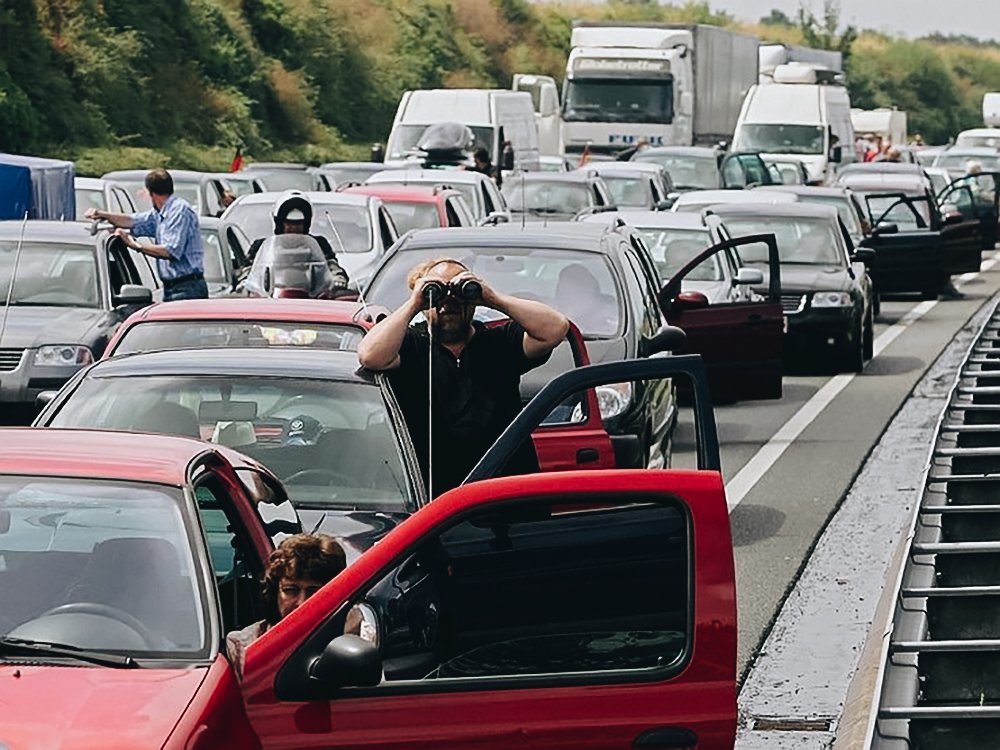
left=86, top=168, right=207, bottom=301
left=358, top=257, right=569, bottom=497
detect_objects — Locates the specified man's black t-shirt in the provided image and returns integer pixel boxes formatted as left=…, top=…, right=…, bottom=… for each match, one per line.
left=388, top=320, right=550, bottom=497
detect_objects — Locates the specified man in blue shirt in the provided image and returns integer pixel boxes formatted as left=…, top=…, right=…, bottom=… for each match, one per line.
left=86, top=169, right=207, bottom=301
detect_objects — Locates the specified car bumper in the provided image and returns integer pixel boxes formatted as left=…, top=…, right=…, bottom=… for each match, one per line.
left=784, top=307, right=858, bottom=350
left=0, top=354, right=82, bottom=406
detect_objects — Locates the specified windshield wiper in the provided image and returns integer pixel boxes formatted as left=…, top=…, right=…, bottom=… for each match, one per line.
left=0, top=636, right=140, bottom=668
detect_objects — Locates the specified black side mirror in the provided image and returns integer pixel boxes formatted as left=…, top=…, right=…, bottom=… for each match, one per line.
left=943, top=212, right=966, bottom=226
left=645, top=324, right=687, bottom=355
left=35, top=390, right=58, bottom=410
left=308, top=634, right=382, bottom=688
left=370, top=143, right=385, bottom=163
left=114, top=284, right=153, bottom=308
left=830, top=145, right=843, bottom=163
left=873, top=222, right=899, bottom=236
left=501, top=143, right=515, bottom=172
left=851, top=248, right=876, bottom=264
left=655, top=199, right=675, bottom=211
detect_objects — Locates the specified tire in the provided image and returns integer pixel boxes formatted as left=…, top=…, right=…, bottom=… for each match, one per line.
left=844, top=320, right=865, bottom=373
left=863, top=308, right=875, bottom=361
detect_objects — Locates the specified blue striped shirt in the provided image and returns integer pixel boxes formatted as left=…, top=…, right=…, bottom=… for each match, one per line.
left=131, top=194, right=204, bottom=281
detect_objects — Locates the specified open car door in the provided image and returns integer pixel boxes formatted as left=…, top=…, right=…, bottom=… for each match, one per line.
left=720, top=152, right=775, bottom=189
left=240, top=356, right=736, bottom=750
left=660, top=233, right=784, bottom=401
left=938, top=172, right=1000, bottom=250
left=860, top=193, right=981, bottom=297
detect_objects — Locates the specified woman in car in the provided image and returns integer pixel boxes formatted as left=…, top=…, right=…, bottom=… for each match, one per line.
left=226, top=532, right=346, bottom=679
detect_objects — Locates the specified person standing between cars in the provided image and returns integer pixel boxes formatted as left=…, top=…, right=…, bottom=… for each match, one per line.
left=358, top=258, right=569, bottom=497
left=86, top=169, right=207, bottom=301
left=468, top=147, right=502, bottom=188
left=226, top=532, right=347, bottom=680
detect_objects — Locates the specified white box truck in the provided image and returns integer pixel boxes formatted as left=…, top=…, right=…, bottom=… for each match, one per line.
left=560, top=23, right=759, bottom=155
left=384, top=89, right=540, bottom=171
left=851, top=108, right=907, bottom=145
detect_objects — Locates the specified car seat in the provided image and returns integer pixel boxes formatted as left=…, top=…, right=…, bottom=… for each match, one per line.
left=132, top=401, right=200, bottom=438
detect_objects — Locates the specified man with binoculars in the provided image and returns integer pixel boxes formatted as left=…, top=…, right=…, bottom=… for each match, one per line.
left=358, top=257, right=569, bottom=497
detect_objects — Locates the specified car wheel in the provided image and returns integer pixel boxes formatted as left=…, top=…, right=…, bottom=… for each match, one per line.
left=873, top=290, right=881, bottom=317
left=843, top=320, right=865, bottom=373
left=863, top=308, right=875, bottom=360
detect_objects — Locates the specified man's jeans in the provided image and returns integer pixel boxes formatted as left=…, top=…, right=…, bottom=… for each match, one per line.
left=163, top=277, right=209, bottom=301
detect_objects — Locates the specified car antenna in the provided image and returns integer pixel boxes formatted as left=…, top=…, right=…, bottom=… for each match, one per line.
left=0, top=211, right=29, bottom=348
left=520, top=169, right=526, bottom=229
left=324, top=209, right=372, bottom=319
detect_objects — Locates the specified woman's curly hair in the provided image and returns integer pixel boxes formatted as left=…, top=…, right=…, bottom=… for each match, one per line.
left=261, top=533, right=346, bottom=624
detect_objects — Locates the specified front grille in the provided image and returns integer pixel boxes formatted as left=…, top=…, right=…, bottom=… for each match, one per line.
left=0, top=348, right=24, bottom=371
left=781, top=294, right=807, bottom=314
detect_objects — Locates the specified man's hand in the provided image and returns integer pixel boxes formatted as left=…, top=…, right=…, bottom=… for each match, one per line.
left=405, top=276, right=439, bottom=315
left=84, top=208, right=103, bottom=221
left=450, top=270, right=496, bottom=308
left=112, top=227, right=141, bottom=251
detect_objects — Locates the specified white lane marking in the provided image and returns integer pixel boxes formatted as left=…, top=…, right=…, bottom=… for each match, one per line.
left=725, top=250, right=1000, bottom=511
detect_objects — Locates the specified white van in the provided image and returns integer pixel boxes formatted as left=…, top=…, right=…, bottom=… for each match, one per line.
left=851, top=108, right=907, bottom=146
left=512, top=74, right=561, bottom=156
left=385, top=89, right=540, bottom=171
left=731, top=64, right=855, bottom=184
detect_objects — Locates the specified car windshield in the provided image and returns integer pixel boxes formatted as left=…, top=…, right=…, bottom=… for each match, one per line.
left=0, top=242, right=99, bottom=308
left=387, top=124, right=495, bottom=161
left=49, top=376, right=412, bottom=510
left=956, top=135, right=1000, bottom=149
left=636, top=228, right=717, bottom=281
left=797, top=195, right=863, bottom=237
left=376, top=180, right=482, bottom=218
left=367, top=247, right=622, bottom=338
left=75, top=188, right=105, bottom=217
left=935, top=153, right=1000, bottom=170
left=502, top=181, right=592, bottom=215
left=0, top=476, right=207, bottom=657
left=722, top=216, right=844, bottom=265
left=113, top=179, right=202, bottom=213
left=734, top=124, right=825, bottom=155
left=225, top=202, right=374, bottom=253
left=635, top=152, right=718, bottom=190
left=111, top=320, right=363, bottom=356
left=563, top=79, right=673, bottom=124
left=384, top=201, right=442, bottom=234
left=601, top=176, right=651, bottom=207
left=860, top=193, right=931, bottom=230
left=199, top=228, right=227, bottom=282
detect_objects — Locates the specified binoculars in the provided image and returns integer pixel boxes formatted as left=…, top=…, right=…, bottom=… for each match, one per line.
left=422, top=279, right=482, bottom=308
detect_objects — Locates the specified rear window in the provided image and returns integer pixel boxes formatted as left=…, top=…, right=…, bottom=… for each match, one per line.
left=384, top=201, right=443, bottom=234
left=636, top=228, right=717, bottom=281
left=225, top=202, right=374, bottom=253
left=110, top=320, right=364, bottom=356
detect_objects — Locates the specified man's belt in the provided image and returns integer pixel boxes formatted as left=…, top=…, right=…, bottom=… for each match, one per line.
left=163, top=272, right=204, bottom=288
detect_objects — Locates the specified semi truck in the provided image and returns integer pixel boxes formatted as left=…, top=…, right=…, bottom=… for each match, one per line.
left=560, top=23, right=759, bottom=155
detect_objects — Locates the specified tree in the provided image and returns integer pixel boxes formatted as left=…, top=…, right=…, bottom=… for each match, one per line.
left=761, top=9, right=793, bottom=27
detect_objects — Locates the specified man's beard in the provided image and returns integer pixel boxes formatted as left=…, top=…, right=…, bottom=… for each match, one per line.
left=431, top=306, right=471, bottom=343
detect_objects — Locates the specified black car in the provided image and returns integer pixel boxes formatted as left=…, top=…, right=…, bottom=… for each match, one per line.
left=501, top=172, right=615, bottom=222
left=0, top=220, right=155, bottom=421
left=364, top=224, right=679, bottom=468
left=709, top=203, right=876, bottom=372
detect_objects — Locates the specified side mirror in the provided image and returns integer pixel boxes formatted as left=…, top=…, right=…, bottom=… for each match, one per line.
left=851, top=248, right=876, bottom=265
left=830, top=145, right=843, bottom=163
left=873, top=222, right=899, bottom=236
left=308, top=634, right=382, bottom=689
left=478, top=211, right=509, bottom=227
left=114, top=284, right=153, bottom=308
left=655, top=198, right=675, bottom=211
left=370, top=143, right=385, bottom=163
left=943, top=211, right=965, bottom=226
left=501, top=143, right=515, bottom=172
left=735, top=267, right=764, bottom=285
left=672, top=290, right=710, bottom=310
left=35, top=390, right=58, bottom=410
left=645, top=324, right=687, bottom=355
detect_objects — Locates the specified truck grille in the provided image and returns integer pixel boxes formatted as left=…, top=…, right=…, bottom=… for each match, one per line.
left=0, top=348, right=24, bottom=371
left=781, top=294, right=807, bottom=314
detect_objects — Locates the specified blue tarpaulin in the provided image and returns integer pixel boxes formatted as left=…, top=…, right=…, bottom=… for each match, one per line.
left=0, top=154, right=75, bottom=221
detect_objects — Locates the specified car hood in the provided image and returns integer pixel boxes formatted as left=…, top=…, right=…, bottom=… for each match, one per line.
left=0, top=306, right=109, bottom=350
left=757, top=264, right=853, bottom=294
left=0, top=664, right=208, bottom=748
left=295, top=509, right=410, bottom=563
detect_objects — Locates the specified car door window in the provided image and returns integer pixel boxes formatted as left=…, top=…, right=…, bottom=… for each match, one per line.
left=480, top=183, right=496, bottom=215
left=623, top=245, right=664, bottom=329
left=378, top=207, right=397, bottom=250
left=444, top=199, right=462, bottom=227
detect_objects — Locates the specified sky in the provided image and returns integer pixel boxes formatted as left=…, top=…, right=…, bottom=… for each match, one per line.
left=702, top=0, right=1000, bottom=40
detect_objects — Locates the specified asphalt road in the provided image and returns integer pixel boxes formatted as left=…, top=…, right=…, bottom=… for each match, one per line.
left=676, top=251, right=1000, bottom=677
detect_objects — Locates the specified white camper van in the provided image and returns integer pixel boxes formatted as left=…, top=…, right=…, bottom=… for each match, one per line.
left=385, top=89, right=540, bottom=171
left=732, top=64, right=855, bottom=184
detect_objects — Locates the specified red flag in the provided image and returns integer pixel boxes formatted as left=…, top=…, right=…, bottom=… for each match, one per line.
left=578, top=143, right=591, bottom=167
left=229, top=145, right=244, bottom=173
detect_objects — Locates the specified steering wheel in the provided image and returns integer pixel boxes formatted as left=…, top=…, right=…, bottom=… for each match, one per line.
left=38, top=602, right=162, bottom=649
left=284, top=468, right=355, bottom=487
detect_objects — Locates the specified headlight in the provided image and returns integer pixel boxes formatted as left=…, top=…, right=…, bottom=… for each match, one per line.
left=811, top=292, right=852, bottom=308
left=596, top=382, right=633, bottom=420
left=34, top=345, right=93, bottom=367
left=344, top=602, right=380, bottom=648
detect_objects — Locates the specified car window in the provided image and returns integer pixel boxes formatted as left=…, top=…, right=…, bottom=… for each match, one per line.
left=226, top=202, right=374, bottom=253
left=75, top=189, right=105, bottom=217
left=502, top=181, right=592, bottom=216
left=623, top=247, right=663, bottom=330
left=200, top=227, right=228, bottom=283
left=636, top=228, right=717, bottom=281
left=603, top=176, right=649, bottom=208
left=349, top=497, right=691, bottom=683
left=480, top=183, right=496, bottom=215
left=0, top=242, right=99, bottom=308
left=384, top=202, right=442, bottom=234
left=111, top=320, right=364, bottom=356
left=48, top=376, right=412, bottom=512
left=444, top=199, right=461, bottom=227
left=0, top=476, right=208, bottom=657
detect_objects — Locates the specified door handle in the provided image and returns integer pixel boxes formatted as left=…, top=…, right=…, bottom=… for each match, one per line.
left=634, top=727, right=698, bottom=748
left=576, top=448, right=600, bottom=464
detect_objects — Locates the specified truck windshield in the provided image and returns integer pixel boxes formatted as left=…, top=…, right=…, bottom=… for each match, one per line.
left=563, top=79, right=673, bottom=124
left=388, top=125, right=495, bottom=160
left=734, top=124, right=825, bottom=155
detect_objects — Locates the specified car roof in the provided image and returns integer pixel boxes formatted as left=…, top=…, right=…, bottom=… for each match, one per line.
left=75, top=177, right=107, bottom=190
left=343, top=185, right=450, bottom=203
left=368, top=169, right=490, bottom=186
left=582, top=162, right=665, bottom=175
left=321, top=162, right=393, bottom=170
left=119, top=298, right=376, bottom=325
left=837, top=173, right=929, bottom=191
left=227, top=191, right=370, bottom=208
left=674, top=190, right=798, bottom=206
left=838, top=163, right=926, bottom=176
left=0, top=221, right=100, bottom=245
left=939, top=147, right=1000, bottom=156
left=636, top=146, right=718, bottom=158
left=755, top=185, right=852, bottom=198
left=400, top=224, right=616, bottom=253
left=708, top=202, right=840, bottom=220
left=240, top=163, right=308, bottom=171
left=582, top=210, right=706, bottom=230
left=509, top=172, right=598, bottom=184
left=90, top=347, right=375, bottom=383
left=0, top=428, right=220, bottom=485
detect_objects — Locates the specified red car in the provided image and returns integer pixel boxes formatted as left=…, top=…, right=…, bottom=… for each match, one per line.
left=343, top=184, right=477, bottom=234
left=4, top=356, right=736, bottom=748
